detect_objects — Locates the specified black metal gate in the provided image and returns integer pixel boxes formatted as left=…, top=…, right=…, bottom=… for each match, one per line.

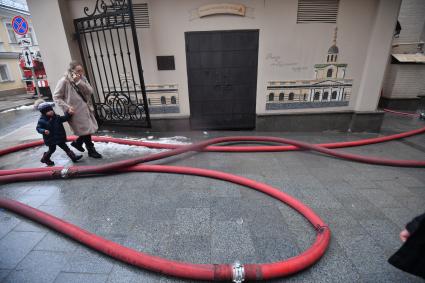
left=74, top=0, right=150, bottom=127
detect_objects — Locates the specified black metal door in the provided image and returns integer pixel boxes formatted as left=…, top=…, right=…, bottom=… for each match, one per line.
left=74, top=0, right=150, bottom=127
left=185, top=30, right=258, bottom=130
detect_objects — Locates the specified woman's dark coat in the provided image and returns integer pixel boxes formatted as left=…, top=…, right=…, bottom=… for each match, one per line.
left=388, top=212, right=425, bottom=279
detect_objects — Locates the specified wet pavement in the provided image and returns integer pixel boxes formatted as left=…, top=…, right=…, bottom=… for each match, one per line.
left=0, top=111, right=425, bottom=282
left=0, top=108, right=39, bottom=137
left=0, top=93, right=36, bottom=113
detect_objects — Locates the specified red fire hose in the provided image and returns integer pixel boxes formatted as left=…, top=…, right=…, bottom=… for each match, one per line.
left=0, top=126, right=424, bottom=281
left=1, top=133, right=425, bottom=183
left=382, top=108, right=420, bottom=118
left=1, top=126, right=425, bottom=155
left=0, top=164, right=330, bottom=281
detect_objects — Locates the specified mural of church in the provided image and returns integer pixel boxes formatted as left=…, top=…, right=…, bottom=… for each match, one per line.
left=266, top=28, right=353, bottom=110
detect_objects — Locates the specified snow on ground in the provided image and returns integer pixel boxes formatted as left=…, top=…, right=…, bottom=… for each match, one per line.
left=89, top=136, right=191, bottom=157
left=93, top=136, right=190, bottom=156
left=107, top=135, right=192, bottom=145
left=141, top=136, right=191, bottom=145
left=93, top=142, right=164, bottom=156
left=0, top=105, right=35, bottom=113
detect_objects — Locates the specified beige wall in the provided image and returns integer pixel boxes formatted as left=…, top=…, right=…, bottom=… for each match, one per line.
left=28, top=0, right=401, bottom=117
left=0, top=59, right=25, bottom=91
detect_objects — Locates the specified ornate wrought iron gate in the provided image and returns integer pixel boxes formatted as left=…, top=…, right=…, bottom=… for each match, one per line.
left=74, top=0, right=151, bottom=127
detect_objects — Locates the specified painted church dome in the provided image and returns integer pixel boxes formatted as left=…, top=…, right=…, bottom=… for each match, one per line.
left=328, top=44, right=339, bottom=54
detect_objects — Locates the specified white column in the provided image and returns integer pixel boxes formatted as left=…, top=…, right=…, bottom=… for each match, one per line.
left=26, top=0, right=72, bottom=92
left=355, top=0, right=402, bottom=111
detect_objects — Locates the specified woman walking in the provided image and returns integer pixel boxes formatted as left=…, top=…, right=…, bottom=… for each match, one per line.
left=53, top=61, right=102, bottom=158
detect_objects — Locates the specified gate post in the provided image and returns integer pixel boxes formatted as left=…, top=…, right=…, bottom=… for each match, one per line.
left=127, top=0, right=151, bottom=128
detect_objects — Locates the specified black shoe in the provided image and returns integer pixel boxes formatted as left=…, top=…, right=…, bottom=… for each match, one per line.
left=87, top=146, right=102, bottom=159
left=40, top=152, right=55, bottom=166
left=66, top=150, right=83, bottom=162
left=71, top=141, right=85, bottom=152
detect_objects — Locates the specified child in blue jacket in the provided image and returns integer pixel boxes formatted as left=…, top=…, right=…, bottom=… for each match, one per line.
left=36, top=102, right=82, bottom=166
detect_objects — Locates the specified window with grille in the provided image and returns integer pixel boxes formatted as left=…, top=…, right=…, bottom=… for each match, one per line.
left=133, top=3, right=150, bottom=28
left=297, top=0, right=339, bottom=24
left=122, top=3, right=150, bottom=28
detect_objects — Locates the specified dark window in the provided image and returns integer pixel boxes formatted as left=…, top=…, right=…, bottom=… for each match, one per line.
left=279, top=93, right=284, bottom=101
left=323, top=91, right=329, bottom=100
left=148, top=98, right=151, bottom=105
left=327, top=69, right=333, bottom=77
left=303, top=94, right=307, bottom=101
left=160, top=96, right=166, bottom=104
left=269, top=93, right=274, bottom=101
left=332, top=91, right=338, bottom=99
left=314, top=92, right=320, bottom=101
left=335, top=55, right=338, bottom=61
left=157, top=56, right=175, bottom=70
left=289, top=93, right=294, bottom=100
left=171, top=96, right=177, bottom=104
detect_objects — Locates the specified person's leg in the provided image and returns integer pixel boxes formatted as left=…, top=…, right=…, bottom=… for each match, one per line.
left=59, top=143, right=82, bottom=162
left=85, top=135, right=102, bottom=158
left=83, top=135, right=94, bottom=147
left=41, top=145, right=56, bottom=166
left=71, top=136, right=85, bottom=152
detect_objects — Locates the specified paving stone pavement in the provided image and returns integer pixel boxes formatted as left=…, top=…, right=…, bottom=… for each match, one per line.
left=0, top=113, right=425, bottom=282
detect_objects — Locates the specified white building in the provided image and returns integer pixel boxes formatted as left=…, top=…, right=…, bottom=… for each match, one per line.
left=27, top=0, right=401, bottom=131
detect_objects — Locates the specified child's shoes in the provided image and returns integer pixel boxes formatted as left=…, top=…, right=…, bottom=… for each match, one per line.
left=40, top=152, right=55, bottom=166
left=66, top=150, right=83, bottom=162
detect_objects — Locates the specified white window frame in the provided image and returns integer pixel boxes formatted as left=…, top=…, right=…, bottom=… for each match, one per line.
left=28, top=26, right=38, bottom=45
left=4, top=21, right=18, bottom=44
left=0, top=64, right=13, bottom=82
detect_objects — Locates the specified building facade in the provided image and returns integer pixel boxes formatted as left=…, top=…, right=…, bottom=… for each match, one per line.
left=27, top=0, right=401, bottom=131
left=380, top=0, right=425, bottom=110
left=0, top=0, right=39, bottom=95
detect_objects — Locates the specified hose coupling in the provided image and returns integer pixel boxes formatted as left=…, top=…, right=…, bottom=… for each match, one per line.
left=232, top=261, right=245, bottom=283
left=315, top=224, right=329, bottom=233
left=60, top=168, right=69, bottom=178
